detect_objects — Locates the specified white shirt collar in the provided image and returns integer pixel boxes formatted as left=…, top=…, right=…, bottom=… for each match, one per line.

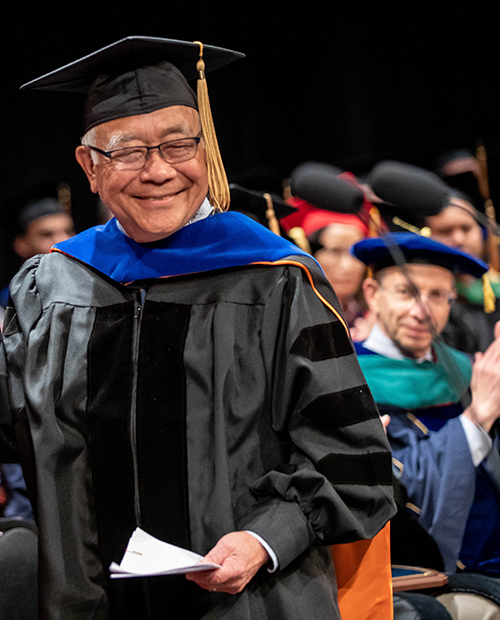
left=186, top=198, right=214, bottom=225
left=363, top=322, right=433, bottom=363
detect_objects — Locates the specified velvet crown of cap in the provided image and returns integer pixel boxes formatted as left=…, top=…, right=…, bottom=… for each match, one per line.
left=83, top=61, right=198, bottom=133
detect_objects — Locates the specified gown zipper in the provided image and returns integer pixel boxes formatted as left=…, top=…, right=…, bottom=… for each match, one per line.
left=131, top=288, right=146, bottom=525
left=131, top=288, right=154, bottom=619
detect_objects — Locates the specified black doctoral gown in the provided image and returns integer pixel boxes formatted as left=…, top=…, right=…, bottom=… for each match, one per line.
left=0, top=213, right=394, bottom=619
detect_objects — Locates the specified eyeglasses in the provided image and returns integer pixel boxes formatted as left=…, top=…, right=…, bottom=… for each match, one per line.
left=88, top=136, right=201, bottom=171
left=381, top=284, right=457, bottom=308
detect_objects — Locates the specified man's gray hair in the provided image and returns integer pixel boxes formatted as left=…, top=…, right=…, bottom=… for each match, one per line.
left=81, top=128, right=99, bottom=164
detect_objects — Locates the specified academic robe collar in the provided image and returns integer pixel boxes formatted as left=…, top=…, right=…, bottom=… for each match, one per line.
left=51, top=211, right=312, bottom=284
left=355, top=331, right=472, bottom=418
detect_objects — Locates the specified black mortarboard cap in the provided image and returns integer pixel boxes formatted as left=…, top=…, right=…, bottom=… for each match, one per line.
left=229, top=184, right=297, bottom=237
left=17, top=197, right=68, bottom=233
left=21, top=36, right=245, bottom=212
left=229, top=184, right=296, bottom=220
left=21, top=36, right=244, bottom=133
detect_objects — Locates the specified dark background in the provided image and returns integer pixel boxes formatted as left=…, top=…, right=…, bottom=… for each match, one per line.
left=1, top=9, right=498, bottom=285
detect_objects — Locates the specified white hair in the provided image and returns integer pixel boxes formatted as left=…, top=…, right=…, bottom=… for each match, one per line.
left=81, top=127, right=99, bottom=164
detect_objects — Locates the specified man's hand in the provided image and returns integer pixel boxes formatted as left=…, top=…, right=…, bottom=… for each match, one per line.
left=464, top=321, right=500, bottom=433
left=380, top=414, right=391, bottom=433
left=185, top=531, right=270, bottom=594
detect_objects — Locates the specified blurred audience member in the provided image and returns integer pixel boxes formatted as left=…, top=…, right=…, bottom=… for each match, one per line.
left=281, top=197, right=372, bottom=339
left=12, top=197, right=75, bottom=261
left=426, top=191, right=485, bottom=260
left=426, top=190, right=500, bottom=354
left=280, top=170, right=381, bottom=340
left=0, top=196, right=74, bottom=522
left=311, top=213, right=373, bottom=340
left=0, top=464, right=33, bottom=520
left=0, top=196, right=75, bottom=309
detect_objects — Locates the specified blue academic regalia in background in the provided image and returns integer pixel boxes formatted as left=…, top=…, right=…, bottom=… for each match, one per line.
left=356, top=339, right=500, bottom=576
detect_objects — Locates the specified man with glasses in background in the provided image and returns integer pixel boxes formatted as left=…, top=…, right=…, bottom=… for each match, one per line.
left=353, top=232, right=500, bottom=619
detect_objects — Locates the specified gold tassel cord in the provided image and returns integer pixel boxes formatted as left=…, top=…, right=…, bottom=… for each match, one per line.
left=193, top=41, right=230, bottom=213
left=368, top=206, right=382, bottom=237
left=263, top=193, right=282, bottom=236
left=483, top=273, right=496, bottom=314
left=288, top=227, right=312, bottom=254
left=391, top=216, right=431, bottom=238
left=476, top=140, right=500, bottom=273
left=485, top=199, right=500, bottom=273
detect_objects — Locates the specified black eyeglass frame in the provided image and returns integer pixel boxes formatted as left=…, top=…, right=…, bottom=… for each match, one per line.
left=87, top=136, right=202, bottom=169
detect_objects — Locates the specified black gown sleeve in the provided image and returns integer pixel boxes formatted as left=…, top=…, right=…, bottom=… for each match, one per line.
left=238, top=259, right=396, bottom=570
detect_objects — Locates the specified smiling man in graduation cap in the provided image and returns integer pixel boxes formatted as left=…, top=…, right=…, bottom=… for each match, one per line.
left=0, top=37, right=394, bottom=619
left=353, top=232, right=500, bottom=617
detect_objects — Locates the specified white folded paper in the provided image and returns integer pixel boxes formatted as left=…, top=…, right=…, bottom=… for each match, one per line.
left=109, top=527, right=221, bottom=579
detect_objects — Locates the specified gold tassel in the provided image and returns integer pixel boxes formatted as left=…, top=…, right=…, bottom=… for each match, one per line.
left=485, top=199, right=500, bottom=273
left=193, top=41, right=230, bottom=213
left=391, top=216, right=431, bottom=237
left=263, top=193, right=281, bottom=236
left=366, top=207, right=379, bottom=277
left=369, top=206, right=382, bottom=237
left=476, top=141, right=500, bottom=272
left=288, top=227, right=312, bottom=254
left=483, top=273, right=496, bottom=313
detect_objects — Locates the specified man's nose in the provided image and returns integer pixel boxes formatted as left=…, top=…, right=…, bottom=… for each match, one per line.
left=140, top=149, right=177, bottom=179
left=451, top=229, right=467, bottom=248
left=408, top=293, right=433, bottom=321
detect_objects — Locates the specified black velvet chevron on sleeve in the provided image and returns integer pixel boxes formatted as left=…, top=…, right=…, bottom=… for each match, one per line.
left=300, top=385, right=380, bottom=429
left=317, top=452, right=393, bottom=486
left=290, top=321, right=353, bottom=361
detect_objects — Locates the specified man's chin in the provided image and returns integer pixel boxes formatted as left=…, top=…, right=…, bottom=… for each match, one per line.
left=118, top=218, right=187, bottom=244
left=394, top=336, right=432, bottom=360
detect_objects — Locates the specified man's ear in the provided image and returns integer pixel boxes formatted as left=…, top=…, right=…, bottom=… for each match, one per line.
left=362, top=277, right=380, bottom=314
left=75, top=146, right=99, bottom=194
